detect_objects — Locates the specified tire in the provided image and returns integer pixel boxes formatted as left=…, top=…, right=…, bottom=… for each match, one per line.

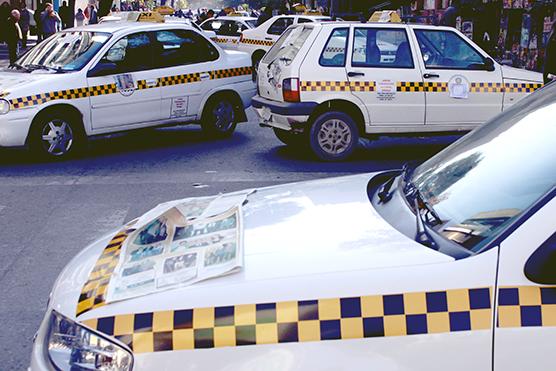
left=273, top=128, right=305, bottom=147
left=309, top=111, right=359, bottom=162
left=28, top=110, right=86, bottom=160
left=201, top=95, right=237, bottom=138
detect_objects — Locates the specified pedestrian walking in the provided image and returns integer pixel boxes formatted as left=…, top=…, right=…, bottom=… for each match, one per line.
left=88, top=4, right=97, bottom=24
left=58, top=1, right=71, bottom=29
left=75, top=8, right=85, bottom=26
left=6, top=9, right=22, bottom=65
left=0, top=2, right=10, bottom=43
left=34, top=3, right=43, bottom=41
left=18, top=1, right=30, bottom=48
left=40, top=3, right=61, bottom=38
left=544, top=22, right=556, bottom=84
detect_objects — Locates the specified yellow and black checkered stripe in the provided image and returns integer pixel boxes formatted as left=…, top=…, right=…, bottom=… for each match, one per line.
left=504, top=82, right=543, bottom=93
left=239, top=38, right=274, bottom=47
left=301, top=81, right=375, bottom=92
left=212, top=37, right=239, bottom=45
left=8, top=67, right=252, bottom=111
left=76, top=228, right=136, bottom=316
left=80, top=287, right=492, bottom=353
left=497, top=286, right=556, bottom=328
left=469, top=82, right=505, bottom=93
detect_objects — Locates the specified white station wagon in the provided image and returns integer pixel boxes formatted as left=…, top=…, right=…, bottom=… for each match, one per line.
left=252, top=22, right=544, bottom=161
left=30, top=82, right=556, bottom=370
left=0, top=20, right=255, bottom=159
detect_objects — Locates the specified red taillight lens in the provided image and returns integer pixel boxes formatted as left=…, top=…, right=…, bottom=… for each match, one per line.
left=283, top=78, right=300, bottom=103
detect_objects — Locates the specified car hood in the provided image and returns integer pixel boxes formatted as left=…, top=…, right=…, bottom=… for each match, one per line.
left=49, top=174, right=453, bottom=321
left=0, top=70, right=63, bottom=97
left=501, top=65, right=543, bottom=83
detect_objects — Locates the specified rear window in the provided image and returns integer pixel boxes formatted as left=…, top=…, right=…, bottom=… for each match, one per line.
left=320, top=28, right=348, bottom=67
left=262, top=26, right=313, bottom=65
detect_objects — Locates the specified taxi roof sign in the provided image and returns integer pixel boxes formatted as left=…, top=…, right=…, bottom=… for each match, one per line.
left=369, top=10, right=401, bottom=23
left=154, top=5, right=174, bottom=16
left=126, top=11, right=165, bottom=23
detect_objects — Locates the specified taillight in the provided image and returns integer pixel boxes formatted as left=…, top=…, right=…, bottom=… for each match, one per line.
left=283, top=78, right=300, bottom=103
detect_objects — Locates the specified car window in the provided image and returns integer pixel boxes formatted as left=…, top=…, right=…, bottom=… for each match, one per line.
left=245, top=19, right=257, bottom=28
left=297, top=18, right=312, bottom=24
left=414, top=29, right=485, bottom=69
left=262, top=25, right=313, bottom=65
left=154, top=29, right=219, bottom=68
left=201, top=20, right=219, bottom=32
left=101, top=32, right=153, bottom=73
left=320, top=28, right=348, bottom=67
left=223, top=21, right=241, bottom=37
left=268, top=17, right=294, bottom=35
left=352, top=28, right=414, bottom=68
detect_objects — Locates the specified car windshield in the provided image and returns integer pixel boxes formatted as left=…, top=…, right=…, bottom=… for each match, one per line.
left=408, top=83, right=556, bottom=252
left=262, top=25, right=313, bottom=64
left=17, top=31, right=111, bottom=72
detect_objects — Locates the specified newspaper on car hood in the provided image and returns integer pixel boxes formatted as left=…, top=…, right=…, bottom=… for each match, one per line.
left=104, top=190, right=253, bottom=303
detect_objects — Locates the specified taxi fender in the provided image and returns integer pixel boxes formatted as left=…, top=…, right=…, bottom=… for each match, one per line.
left=198, top=84, right=253, bottom=122
left=29, top=101, right=89, bottom=137
left=305, top=92, right=371, bottom=130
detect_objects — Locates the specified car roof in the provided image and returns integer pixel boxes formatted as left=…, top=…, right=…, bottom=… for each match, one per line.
left=309, top=21, right=456, bottom=30
left=212, top=16, right=257, bottom=21
left=68, top=21, right=198, bottom=34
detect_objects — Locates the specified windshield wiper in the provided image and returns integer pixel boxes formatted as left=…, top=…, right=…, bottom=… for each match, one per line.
left=8, top=62, right=29, bottom=71
left=25, top=64, right=66, bottom=73
left=414, top=198, right=439, bottom=250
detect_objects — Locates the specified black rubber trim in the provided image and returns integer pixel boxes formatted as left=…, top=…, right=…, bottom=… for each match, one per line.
left=252, top=95, right=317, bottom=116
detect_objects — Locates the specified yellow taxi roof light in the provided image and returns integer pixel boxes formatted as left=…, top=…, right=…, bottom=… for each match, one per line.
left=369, top=10, right=401, bottom=23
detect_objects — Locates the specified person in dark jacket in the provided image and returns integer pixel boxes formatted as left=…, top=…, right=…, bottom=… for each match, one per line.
left=6, top=9, right=22, bottom=65
left=439, top=0, right=459, bottom=27
left=544, top=22, right=556, bottom=84
left=257, top=6, right=272, bottom=26
left=34, top=3, right=43, bottom=41
left=19, top=2, right=30, bottom=48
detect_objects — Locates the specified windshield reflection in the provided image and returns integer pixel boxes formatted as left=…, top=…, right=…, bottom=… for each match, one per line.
left=410, top=92, right=556, bottom=252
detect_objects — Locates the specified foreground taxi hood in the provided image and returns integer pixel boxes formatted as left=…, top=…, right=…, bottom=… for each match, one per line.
left=49, top=174, right=453, bottom=320
left=501, top=65, right=543, bottom=83
left=0, top=71, right=62, bottom=97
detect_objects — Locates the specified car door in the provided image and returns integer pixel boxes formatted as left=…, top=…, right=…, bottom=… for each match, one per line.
left=411, top=28, right=503, bottom=126
left=347, top=26, right=425, bottom=126
left=87, top=31, right=162, bottom=130
left=154, top=29, right=220, bottom=120
left=494, top=195, right=556, bottom=371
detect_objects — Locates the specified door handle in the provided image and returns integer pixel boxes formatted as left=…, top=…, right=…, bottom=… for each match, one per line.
left=265, top=37, right=273, bottom=40
left=348, top=71, right=365, bottom=77
left=145, top=79, right=158, bottom=87
left=423, top=73, right=440, bottom=79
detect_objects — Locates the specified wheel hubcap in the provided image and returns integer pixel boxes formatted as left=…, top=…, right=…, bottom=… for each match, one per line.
left=41, top=120, right=73, bottom=156
left=317, top=119, right=352, bottom=155
left=213, top=101, right=235, bottom=132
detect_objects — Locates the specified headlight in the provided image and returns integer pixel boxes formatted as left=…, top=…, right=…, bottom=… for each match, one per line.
left=0, top=99, right=10, bottom=115
left=46, top=310, right=133, bottom=371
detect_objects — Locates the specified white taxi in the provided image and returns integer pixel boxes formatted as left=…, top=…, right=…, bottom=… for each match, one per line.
left=30, top=84, right=556, bottom=370
left=0, top=19, right=255, bottom=159
left=252, top=22, right=544, bottom=161
left=200, top=16, right=258, bottom=50
left=236, top=15, right=332, bottom=69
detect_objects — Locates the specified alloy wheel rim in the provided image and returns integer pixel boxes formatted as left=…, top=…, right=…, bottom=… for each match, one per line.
left=213, top=101, right=235, bottom=132
left=41, top=120, right=73, bottom=156
left=317, top=119, right=352, bottom=155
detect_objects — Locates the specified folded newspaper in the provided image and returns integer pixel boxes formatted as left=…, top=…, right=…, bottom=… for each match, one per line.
left=105, top=191, right=252, bottom=303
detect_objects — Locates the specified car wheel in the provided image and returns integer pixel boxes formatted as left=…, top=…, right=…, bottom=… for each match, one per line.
left=273, top=128, right=305, bottom=147
left=309, top=111, right=359, bottom=161
left=201, top=95, right=237, bottom=138
left=29, top=111, right=85, bottom=159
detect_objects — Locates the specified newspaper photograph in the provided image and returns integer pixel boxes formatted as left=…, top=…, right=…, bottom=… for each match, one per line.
left=106, top=196, right=244, bottom=303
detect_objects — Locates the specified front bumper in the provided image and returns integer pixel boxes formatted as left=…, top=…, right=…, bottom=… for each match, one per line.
left=0, top=107, right=35, bottom=147
left=251, top=95, right=317, bottom=131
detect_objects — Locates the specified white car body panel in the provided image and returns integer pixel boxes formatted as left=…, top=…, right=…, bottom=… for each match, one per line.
left=0, top=22, right=255, bottom=148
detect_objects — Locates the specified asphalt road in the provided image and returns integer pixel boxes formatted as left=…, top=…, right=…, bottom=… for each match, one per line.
left=0, top=108, right=461, bottom=369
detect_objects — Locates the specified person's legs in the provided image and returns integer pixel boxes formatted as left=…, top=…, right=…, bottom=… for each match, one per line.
left=22, top=29, right=28, bottom=48
left=8, top=41, right=19, bottom=64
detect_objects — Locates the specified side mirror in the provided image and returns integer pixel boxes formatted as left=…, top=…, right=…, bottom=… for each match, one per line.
left=87, top=61, right=118, bottom=78
left=483, top=57, right=495, bottom=72
left=524, top=233, right=556, bottom=284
